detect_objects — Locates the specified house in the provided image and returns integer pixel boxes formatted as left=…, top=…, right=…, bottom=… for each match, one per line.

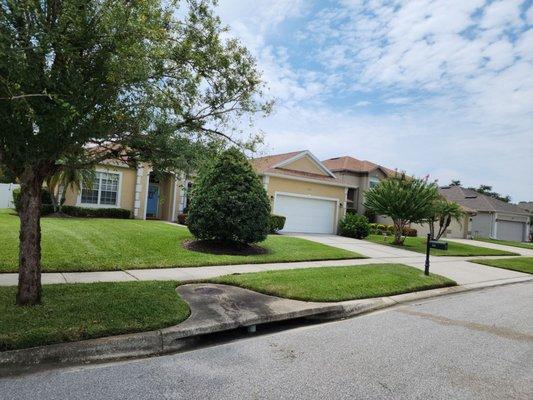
left=62, top=158, right=191, bottom=221
left=321, top=156, right=396, bottom=223
left=62, top=149, right=355, bottom=234
left=250, top=150, right=354, bottom=234
left=418, top=186, right=531, bottom=242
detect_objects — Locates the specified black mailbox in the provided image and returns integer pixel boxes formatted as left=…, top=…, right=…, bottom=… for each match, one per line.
left=429, top=240, right=448, bottom=250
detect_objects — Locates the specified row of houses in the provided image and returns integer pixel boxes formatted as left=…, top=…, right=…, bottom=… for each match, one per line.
left=55, top=149, right=531, bottom=242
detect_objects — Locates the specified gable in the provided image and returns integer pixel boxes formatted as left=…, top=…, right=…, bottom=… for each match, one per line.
left=282, top=155, right=329, bottom=176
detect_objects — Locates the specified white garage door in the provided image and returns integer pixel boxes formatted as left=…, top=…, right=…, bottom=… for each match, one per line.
left=274, top=194, right=336, bottom=234
left=497, top=221, right=525, bottom=242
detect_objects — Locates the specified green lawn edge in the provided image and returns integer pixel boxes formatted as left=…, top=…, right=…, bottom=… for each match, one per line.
left=469, top=257, right=533, bottom=274
left=0, top=281, right=190, bottom=351
left=365, top=234, right=518, bottom=257
left=206, top=263, right=456, bottom=302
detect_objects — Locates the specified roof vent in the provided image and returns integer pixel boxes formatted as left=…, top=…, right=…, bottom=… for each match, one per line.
left=465, top=195, right=477, bottom=199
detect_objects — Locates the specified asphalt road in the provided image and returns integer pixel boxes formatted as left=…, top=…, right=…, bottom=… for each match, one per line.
left=2, top=282, right=532, bottom=400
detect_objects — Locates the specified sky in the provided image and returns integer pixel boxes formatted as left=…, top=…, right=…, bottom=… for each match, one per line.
left=215, top=0, right=533, bottom=202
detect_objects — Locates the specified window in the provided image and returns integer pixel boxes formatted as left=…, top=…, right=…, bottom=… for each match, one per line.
left=80, top=172, right=120, bottom=206
left=369, top=177, right=380, bottom=188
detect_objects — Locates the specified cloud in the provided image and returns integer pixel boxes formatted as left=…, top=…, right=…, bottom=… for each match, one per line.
left=216, top=0, right=533, bottom=201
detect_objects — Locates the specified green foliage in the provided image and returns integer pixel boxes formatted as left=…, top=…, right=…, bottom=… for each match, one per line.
left=177, top=213, right=188, bottom=225
left=364, top=173, right=439, bottom=244
left=364, top=209, right=377, bottom=223
left=425, top=199, right=465, bottom=240
left=339, top=214, right=370, bottom=239
left=369, top=223, right=417, bottom=237
left=268, top=214, right=286, bottom=234
left=60, top=206, right=131, bottom=219
left=187, top=148, right=271, bottom=244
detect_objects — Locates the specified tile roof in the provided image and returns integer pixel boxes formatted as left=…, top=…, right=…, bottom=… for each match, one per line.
left=249, top=151, right=343, bottom=184
left=322, top=156, right=395, bottom=176
left=439, top=186, right=530, bottom=216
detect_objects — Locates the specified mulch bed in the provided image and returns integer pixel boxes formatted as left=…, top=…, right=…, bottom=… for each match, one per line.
left=183, top=239, right=268, bottom=256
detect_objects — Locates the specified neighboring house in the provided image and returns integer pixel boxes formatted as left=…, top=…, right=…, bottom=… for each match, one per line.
left=419, top=186, right=531, bottom=242
left=63, top=158, right=192, bottom=222
left=321, top=156, right=396, bottom=224
left=517, top=201, right=533, bottom=239
left=250, top=150, right=354, bottom=234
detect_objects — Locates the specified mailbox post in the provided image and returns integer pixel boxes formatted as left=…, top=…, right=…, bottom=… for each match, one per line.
left=425, top=234, right=449, bottom=275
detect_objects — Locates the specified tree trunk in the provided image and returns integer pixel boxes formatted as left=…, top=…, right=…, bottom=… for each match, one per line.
left=17, top=172, right=44, bottom=306
left=429, top=221, right=435, bottom=240
left=393, top=220, right=404, bottom=245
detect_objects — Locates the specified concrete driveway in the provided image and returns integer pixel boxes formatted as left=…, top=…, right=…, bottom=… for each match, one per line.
left=292, top=234, right=530, bottom=285
left=446, top=238, right=533, bottom=257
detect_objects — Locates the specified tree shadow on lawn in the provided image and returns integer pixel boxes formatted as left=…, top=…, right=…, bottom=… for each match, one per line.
left=183, top=239, right=270, bottom=256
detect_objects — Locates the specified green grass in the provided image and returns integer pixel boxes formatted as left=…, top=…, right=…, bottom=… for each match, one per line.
left=470, top=257, right=533, bottom=274
left=475, top=237, right=533, bottom=250
left=0, top=281, right=189, bottom=351
left=208, top=263, right=456, bottom=302
left=0, top=209, right=362, bottom=272
left=365, top=234, right=518, bottom=257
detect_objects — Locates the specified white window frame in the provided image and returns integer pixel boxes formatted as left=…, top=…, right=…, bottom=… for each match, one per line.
left=76, top=168, right=123, bottom=208
left=369, top=176, right=380, bottom=188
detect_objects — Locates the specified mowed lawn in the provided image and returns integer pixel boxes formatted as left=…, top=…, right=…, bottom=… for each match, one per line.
left=365, top=234, right=518, bottom=257
left=0, top=281, right=189, bottom=351
left=208, top=264, right=456, bottom=302
left=0, top=210, right=361, bottom=272
left=475, top=237, right=533, bottom=250
left=470, top=257, right=533, bottom=274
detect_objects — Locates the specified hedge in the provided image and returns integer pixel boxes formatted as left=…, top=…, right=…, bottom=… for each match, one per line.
left=60, top=206, right=131, bottom=219
left=369, top=223, right=417, bottom=237
left=268, top=214, right=286, bottom=234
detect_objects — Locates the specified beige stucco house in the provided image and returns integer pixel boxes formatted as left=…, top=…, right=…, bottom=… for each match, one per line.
left=62, top=149, right=356, bottom=234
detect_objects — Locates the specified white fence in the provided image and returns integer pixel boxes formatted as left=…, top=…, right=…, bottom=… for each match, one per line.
left=0, top=183, right=20, bottom=208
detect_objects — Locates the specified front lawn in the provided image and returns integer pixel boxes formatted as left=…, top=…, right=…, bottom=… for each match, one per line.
left=365, top=234, right=518, bottom=257
left=469, top=257, right=533, bottom=274
left=208, top=264, right=456, bottom=302
left=475, top=237, right=533, bottom=250
left=0, top=210, right=362, bottom=272
left=0, top=281, right=189, bottom=351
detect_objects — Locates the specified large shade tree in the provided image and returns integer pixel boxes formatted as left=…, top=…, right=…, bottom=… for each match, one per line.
left=364, top=173, right=439, bottom=245
left=0, top=0, right=270, bottom=305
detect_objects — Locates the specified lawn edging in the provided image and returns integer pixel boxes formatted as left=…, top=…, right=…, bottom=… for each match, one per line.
left=2, top=275, right=531, bottom=375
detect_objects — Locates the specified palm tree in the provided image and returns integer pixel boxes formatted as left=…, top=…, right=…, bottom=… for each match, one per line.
left=426, top=199, right=465, bottom=240
left=46, top=164, right=95, bottom=214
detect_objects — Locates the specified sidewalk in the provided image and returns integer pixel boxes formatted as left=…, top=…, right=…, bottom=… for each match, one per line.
left=0, top=252, right=528, bottom=287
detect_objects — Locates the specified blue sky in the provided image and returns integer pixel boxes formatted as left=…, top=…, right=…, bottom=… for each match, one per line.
left=216, top=0, right=533, bottom=202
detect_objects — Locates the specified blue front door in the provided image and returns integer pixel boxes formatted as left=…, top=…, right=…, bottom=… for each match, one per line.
left=147, top=184, right=159, bottom=217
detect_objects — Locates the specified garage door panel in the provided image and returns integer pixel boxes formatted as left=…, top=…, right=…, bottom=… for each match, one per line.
left=274, top=194, right=336, bottom=234
left=497, top=221, right=524, bottom=242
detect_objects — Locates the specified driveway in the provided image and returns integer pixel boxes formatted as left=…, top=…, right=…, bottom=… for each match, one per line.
left=293, top=234, right=529, bottom=285
left=3, top=282, right=531, bottom=400
left=446, top=238, right=533, bottom=257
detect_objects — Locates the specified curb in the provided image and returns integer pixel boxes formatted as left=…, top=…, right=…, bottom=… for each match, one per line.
left=1, top=275, right=531, bottom=375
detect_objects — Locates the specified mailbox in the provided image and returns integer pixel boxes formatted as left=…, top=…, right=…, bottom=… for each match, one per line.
left=429, top=240, right=448, bottom=251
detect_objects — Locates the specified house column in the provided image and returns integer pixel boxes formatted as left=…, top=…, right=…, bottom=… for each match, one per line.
left=133, top=166, right=143, bottom=219
left=492, top=213, right=498, bottom=239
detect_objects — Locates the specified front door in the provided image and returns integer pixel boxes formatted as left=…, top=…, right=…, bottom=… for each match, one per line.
left=146, top=184, right=159, bottom=218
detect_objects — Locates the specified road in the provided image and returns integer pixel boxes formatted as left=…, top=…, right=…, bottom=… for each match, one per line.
left=1, top=282, right=532, bottom=400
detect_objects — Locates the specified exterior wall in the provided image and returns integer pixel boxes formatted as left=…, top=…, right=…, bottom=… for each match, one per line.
left=265, top=176, right=346, bottom=228
left=283, top=156, right=328, bottom=175
left=63, top=164, right=137, bottom=212
left=412, top=215, right=470, bottom=239
left=471, top=212, right=493, bottom=238
left=332, top=171, right=366, bottom=212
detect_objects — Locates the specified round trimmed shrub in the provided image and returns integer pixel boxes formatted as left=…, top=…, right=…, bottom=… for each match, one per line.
left=187, top=148, right=271, bottom=244
left=339, top=213, right=370, bottom=239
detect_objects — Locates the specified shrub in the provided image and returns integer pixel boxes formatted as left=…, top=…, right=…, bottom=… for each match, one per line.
left=187, top=147, right=271, bottom=244
left=364, top=209, right=377, bottom=223
left=177, top=213, right=188, bottom=225
left=402, top=226, right=417, bottom=237
left=268, top=214, right=286, bottom=233
left=60, top=205, right=131, bottom=219
left=339, top=213, right=370, bottom=239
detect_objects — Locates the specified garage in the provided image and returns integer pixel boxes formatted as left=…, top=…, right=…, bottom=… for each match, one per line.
left=274, top=194, right=337, bottom=234
left=497, top=220, right=525, bottom=242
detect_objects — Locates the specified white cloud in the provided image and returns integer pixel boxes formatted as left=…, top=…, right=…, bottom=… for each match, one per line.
left=217, top=0, right=533, bottom=201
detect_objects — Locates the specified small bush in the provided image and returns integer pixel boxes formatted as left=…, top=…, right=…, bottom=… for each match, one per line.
left=60, top=205, right=131, bottom=219
left=177, top=213, right=188, bottom=225
left=369, top=223, right=417, bottom=237
left=364, top=209, right=377, bottom=223
left=402, top=226, right=417, bottom=237
left=339, top=213, right=370, bottom=239
left=269, top=214, right=286, bottom=233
